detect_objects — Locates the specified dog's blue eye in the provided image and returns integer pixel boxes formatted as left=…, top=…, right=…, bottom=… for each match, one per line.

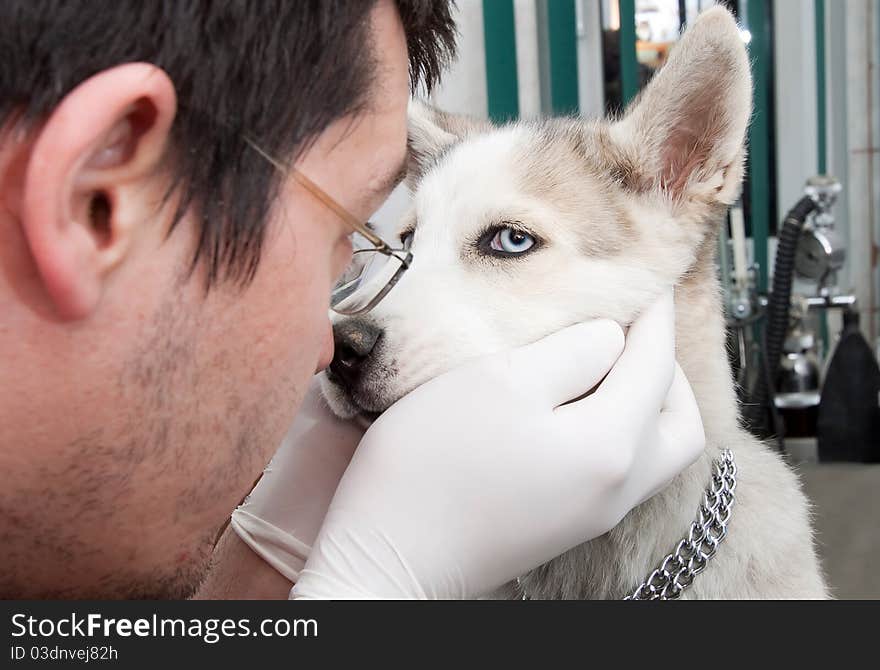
left=490, top=228, right=535, bottom=254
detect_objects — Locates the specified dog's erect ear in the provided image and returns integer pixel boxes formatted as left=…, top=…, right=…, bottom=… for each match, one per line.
left=407, top=100, right=493, bottom=188
left=610, top=6, right=752, bottom=207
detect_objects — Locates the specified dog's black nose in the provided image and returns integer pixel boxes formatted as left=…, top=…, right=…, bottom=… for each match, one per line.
left=329, top=319, right=382, bottom=389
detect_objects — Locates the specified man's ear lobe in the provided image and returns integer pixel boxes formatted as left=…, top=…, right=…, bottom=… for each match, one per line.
left=610, top=6, right=752, bottom=205
left=20, top=63, right=177, bottom=320
left=406, top=100, right=493, bottom=188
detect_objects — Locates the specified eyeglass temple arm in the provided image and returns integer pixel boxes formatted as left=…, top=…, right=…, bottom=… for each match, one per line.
left=243, top=136, right=388, bottom=251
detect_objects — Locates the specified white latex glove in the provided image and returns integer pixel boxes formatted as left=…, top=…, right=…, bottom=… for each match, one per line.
left=229, top=382, right=363, bottom=582
left=292, top=290, right=705, bottom=599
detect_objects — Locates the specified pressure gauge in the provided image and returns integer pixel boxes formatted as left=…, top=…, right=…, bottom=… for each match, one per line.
left=794, top=225, right=845, bottom=281
left=796, top=175, right=845, bottom=284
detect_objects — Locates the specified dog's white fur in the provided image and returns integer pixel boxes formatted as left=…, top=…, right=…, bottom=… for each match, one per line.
left=322, top=7, right=828, bottom=598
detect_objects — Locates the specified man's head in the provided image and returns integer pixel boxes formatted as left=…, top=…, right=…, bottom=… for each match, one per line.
left=0, top=0, right=455, bottom=598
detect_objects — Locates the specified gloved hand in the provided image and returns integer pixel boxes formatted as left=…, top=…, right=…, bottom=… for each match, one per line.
left=292, top=290, right=705, bottom=599
left=229, top=382, right=363, bottom=583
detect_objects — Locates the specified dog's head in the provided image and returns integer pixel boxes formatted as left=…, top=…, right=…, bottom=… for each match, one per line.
left=322, top=7, right=751, bottom=420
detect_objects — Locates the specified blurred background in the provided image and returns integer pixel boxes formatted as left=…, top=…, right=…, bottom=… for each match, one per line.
left=376, top=0, right=880, bottom=599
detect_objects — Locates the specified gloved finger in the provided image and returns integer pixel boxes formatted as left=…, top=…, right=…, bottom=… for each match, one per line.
left=236, top=378, right=363, bottom=548
left=284, top=379, right=365, bottom=461
left=506, top=319, right=624, bottom=407
left=593, top=289, right=676, bottom=416
left=637, top=364, right=705, bottom=503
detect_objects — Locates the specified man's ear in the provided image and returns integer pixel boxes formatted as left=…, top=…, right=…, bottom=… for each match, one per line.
left=19, top=62, right=176, bottom=320
left=609, top=6, right=752, bottom=208
left=407, top=100, right=493, bottom=188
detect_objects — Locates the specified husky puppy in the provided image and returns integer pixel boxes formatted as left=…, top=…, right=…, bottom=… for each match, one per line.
left=321, top=7, right=828, bottom=598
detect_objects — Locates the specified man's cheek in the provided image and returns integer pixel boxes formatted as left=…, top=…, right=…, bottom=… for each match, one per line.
left=332, top=237, right=354, bottom=287
left=283, top=255, right=335, bottom=373
left=316, top=318, right=334, bottom=372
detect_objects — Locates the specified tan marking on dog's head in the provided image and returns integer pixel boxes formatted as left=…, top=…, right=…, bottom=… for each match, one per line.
left=511, top=120, right=639, bottom=257
left=590, top=124, right=652, bottom=194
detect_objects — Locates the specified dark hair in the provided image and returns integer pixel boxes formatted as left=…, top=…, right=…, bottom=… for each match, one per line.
left=0, top=1, right=456, bottom=285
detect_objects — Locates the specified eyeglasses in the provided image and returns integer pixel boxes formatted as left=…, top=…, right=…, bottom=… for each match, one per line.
left=244, top=137, right=412, bottom=315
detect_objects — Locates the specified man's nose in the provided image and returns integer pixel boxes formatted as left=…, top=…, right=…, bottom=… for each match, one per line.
left=329, top=319, right=383, bottom=389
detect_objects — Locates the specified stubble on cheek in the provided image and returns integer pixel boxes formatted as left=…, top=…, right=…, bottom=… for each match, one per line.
left=0, top=286, right=294, bottom=599
left=122, top=289, right=286, bottom=542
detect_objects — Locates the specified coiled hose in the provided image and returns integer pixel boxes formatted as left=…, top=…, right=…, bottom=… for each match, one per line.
left=744, top=196, right=817, bottom=439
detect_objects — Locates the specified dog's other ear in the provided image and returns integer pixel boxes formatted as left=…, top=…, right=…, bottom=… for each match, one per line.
left=610, top=6, right=751, bottom=208
left=407, top=100, right=493, bottom=188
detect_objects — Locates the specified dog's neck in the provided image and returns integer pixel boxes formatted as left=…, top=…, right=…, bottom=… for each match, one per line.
left=674, top=252, right=742, bottom=446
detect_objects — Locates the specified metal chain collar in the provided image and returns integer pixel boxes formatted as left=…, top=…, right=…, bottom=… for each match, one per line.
left=624, top=449, right=736, bottom=600
left=516, top=449, right=737, bottom=601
